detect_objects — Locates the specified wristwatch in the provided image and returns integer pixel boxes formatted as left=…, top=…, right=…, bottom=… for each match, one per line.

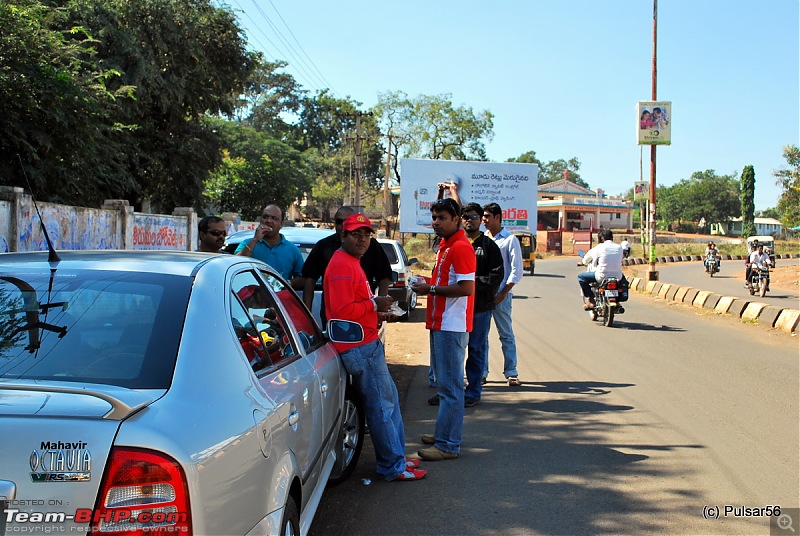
left=430, top=285, right=437, bottom=295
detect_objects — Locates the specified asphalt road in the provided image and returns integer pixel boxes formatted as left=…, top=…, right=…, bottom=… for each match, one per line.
left=311, top=257, right=799, bottom=536
left=629, top=257, right=800, bottom=308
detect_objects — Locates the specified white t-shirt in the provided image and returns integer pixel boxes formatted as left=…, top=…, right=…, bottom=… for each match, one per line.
left=583, top=241, right=623, bottom=281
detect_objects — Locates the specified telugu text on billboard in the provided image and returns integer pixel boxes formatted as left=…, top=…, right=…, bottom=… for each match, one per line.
left=399, top=159, right=538, bottom=234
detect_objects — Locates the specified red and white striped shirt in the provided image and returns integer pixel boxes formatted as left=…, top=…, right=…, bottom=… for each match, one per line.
left=425, top=229, right=476, bottom=332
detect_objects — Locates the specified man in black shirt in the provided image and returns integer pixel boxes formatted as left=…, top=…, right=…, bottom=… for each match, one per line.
left=461, top=202, right=504, bottom=407
left=302, top=206, right=393, bottom=326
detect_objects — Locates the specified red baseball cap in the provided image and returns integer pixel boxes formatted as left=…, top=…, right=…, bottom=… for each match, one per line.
left=342, top=214, right=374, bottom=233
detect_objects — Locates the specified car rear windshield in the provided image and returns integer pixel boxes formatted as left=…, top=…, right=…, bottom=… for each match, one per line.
left=0, top=270, right=192, bottom=389
left=380, top=243, right=400, bottom=264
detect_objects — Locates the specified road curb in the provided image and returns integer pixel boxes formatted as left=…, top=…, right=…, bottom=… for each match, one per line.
left=629, top=276, right=799, bottom=334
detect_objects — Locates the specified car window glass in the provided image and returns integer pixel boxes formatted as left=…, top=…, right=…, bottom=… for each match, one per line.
left=399, top=244, right=410, bottom=266
left=259, top=270, right=324, bottom=353
left=0, top=271, right=189, bottom=388
left=231, top=271, right=298, bottom=370
left=380, top=243, right=399, bottom=264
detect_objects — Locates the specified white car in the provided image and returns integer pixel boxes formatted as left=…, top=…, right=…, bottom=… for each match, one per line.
left=377, top=239, right=418, bottom=320
left=0, top=251, right=363, bottom=535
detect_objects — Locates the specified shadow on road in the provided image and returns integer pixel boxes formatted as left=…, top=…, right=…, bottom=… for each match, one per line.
left=611, top=321, right=686, bottom=332
left=313, top=361, right=707, bottom=536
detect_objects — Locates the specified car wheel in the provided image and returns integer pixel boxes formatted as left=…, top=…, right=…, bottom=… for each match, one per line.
left=408, top=290, right=417, bottom=310
left=280, top=495, right=299, bottom=536
left=327, top=386, right=364, bottom=486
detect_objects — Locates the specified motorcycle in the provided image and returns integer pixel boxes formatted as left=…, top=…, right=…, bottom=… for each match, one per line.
left=585, top=277, right=626, bottom=328
left=748, top=261, right=771, bottom=297
left=704, top=253, right=720, bottom=277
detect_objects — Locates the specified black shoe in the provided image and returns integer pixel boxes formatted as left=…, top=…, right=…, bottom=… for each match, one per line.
left=464, top=397, right=480, bottom=408
left=481, top=376, right=487, bottom=385
left=427, top=394, right=440, bottom=406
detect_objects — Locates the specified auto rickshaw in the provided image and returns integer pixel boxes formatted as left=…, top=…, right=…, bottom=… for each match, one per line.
left=513, top=231, right=536, bottom=275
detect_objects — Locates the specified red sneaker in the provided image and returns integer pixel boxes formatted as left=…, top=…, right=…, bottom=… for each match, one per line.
left=392, top=468, right=427, bottom=481
left=405, top=458, right=421, bottom=469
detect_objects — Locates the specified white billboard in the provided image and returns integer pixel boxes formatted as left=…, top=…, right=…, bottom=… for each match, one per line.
left=399, top=159, right=538, bottom=234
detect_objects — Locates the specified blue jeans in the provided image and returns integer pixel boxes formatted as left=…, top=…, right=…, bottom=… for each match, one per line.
left=578, top=271, right=597, bottom=299
left=490, top=293, right=518, bottom=378
left=465, top=311, right=492, bottom=400
left=338, top=339, right=406, bottom=480
left=430, top=330, right=468, bottom=454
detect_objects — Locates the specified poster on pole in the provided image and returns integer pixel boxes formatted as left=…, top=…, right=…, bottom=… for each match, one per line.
left=637, top=101, right=671, bottom=145
left=633, top=181, right=650, bottom=201
left=399, top=159, right=538, bottom=234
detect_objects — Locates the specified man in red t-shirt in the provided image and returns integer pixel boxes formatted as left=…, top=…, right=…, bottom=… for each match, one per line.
left=324, top=214, right=426, bottom=481
left=411, top=198, right=476, bottom=461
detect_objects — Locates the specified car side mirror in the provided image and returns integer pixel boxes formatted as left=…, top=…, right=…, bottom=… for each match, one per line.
left=327, top=320, right=365, bottom=344
left=408, top=257, right=418, bottom=265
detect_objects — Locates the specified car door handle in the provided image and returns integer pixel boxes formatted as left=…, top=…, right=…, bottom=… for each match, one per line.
left=288, top=410, right=299, bottom=427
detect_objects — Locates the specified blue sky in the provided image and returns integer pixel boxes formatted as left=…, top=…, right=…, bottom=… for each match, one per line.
left=229, top=0, right=799, bottom=211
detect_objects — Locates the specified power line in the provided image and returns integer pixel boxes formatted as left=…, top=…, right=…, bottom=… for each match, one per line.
left=242, top=0, right=335, bottom=96
left=266, top=0, right=338, bottom=94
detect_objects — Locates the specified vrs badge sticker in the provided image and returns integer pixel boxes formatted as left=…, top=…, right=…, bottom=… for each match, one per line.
left=30, top=441, right=91, bottom=482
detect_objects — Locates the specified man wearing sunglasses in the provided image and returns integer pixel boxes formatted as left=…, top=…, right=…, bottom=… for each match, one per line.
left=197, top=215, right=228, bottom=253
left=461, top=203, right=504, bottom=408
left=302, top=206, right=392, bottom=326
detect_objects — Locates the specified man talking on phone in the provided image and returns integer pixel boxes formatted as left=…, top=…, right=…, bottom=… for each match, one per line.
left=235, top=204, right=304, bottom=286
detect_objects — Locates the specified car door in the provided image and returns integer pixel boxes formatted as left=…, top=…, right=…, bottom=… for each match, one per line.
left=261, top=268, right=343, bottom=469
left=230, top=270, right=323, bottom=490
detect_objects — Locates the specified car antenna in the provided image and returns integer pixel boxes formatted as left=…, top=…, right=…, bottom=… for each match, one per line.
left=17, top=154, right=60, bottom=263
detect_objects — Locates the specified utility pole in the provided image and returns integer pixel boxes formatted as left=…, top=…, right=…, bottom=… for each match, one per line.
left=647, top=0, right=659, bottom=281
left=347, top=111, right=373, bottom=212
left=383, top=132, right=393, bottom=224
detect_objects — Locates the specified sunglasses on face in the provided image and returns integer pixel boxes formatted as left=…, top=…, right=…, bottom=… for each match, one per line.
left=461, top=213, right=481, bottom=221
left=205, top=230, right=227, bottom=237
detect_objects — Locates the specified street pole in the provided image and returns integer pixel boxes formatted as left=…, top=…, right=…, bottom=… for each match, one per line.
left=647, top=0, right=659, bottom=281
left=348, top=111, right=373, bottom=213
left=383, top=132, right=393, bottom=228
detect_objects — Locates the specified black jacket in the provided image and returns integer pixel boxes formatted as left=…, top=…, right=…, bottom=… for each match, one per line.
left=471, top=232, right=504, bottom=313
left=302, top=232, right=392, bottom=324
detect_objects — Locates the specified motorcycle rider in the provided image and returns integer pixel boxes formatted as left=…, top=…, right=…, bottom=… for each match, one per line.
left=745, top=243, right=772, bottom=291
left=578, top=229, right=624, bottom=310
left=620, top=238, right=632, bottom=259
left=704, top=241, right=720, bottom=272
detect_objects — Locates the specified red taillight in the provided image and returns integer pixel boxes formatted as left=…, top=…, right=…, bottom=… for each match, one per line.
left=90, top=447, right=192, bottom=536
left=393, top=273, right=406, bottom=288
left=606, top=281, right=618, bottom=290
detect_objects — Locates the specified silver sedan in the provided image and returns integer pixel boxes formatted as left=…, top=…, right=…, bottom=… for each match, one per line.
left=0, top=251, right=364, bottom=535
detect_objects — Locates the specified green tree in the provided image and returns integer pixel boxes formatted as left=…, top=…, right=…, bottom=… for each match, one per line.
left=374, top=91, right=494, bottom=181
left=1, top=0, right=256, bottom=211
left=740, top=165, right=756, bottom=237
left=507, top=151, right=589, bottom=188
left=203, top=119, right=311, bottom=220
left=657, top=170, right=740, bottom=232
left=773, top=144, right=800, bottom=228
left=0, top=0, right=135, bottom=203
left=238, top=59, right=305, bottom=143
